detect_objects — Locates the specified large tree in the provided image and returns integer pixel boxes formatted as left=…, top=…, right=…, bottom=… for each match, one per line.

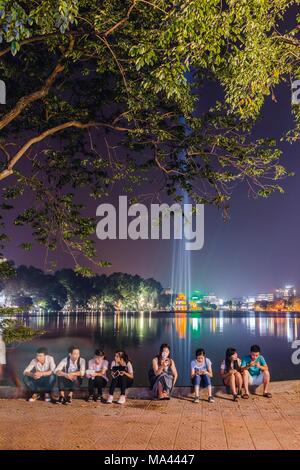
left=0, top=0, right=299, bottom=272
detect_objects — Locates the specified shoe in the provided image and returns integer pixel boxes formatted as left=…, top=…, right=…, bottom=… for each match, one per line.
left=106, top=394, right=113, bottom=404
left=117, top=395, right=126, bottom=404
left=233, top=394, right=239, bottom=402
left=28, top=393, right=39, bottom=402
left=86, top=395, right=94, bottom=402
left=194, top=397, right=200, bottom=403
left=65, top=396, right=72, bottom=405
left=57, top=396, right=66, bottom=405
left=208, top=396, right=215, bottom=403
left=96, top=395, right=104, bottom=403
left=44, top=393, right=51, bottom=402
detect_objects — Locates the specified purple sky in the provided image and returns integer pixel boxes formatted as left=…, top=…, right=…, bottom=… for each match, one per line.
left=2, top=78, right=300, bottom=299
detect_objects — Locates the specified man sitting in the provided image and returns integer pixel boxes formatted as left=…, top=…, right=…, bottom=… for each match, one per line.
left=23, top=347, right=56, bottom=402
left=241, top=344, right=272, bottom=399
left=55, top=346, right=85, bottom=405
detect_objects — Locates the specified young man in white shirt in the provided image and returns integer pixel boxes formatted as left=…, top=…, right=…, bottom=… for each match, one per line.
left=55, top=346, right=85, bottom=405
left=23, top=347, right=56, bottom=402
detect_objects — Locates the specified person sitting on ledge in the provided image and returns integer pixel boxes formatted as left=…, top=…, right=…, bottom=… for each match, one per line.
left=106, top=350, right=134, bottom=405
left=241, top=344, right=272, bottom=399
left=23, top=347, right=56, bottom=402
left=191, top=348, right=214, bottom=403
left=55, top=346, right=86, bottom=405
left=149, top=343, right=178, bottom=400
left=86, top=349, right=109, bottom=403
left=220, top=347, right=243, bottom=401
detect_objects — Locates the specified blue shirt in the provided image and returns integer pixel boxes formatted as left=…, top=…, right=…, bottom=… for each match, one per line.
left=241, top=355, right=267, bottom=376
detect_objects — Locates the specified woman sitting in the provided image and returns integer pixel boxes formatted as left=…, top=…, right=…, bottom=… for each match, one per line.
left=149, top=343, right=178, bottom=400
left=220, top=347, right=243, bottom=401
left=106, top=350, right=134, bottom=405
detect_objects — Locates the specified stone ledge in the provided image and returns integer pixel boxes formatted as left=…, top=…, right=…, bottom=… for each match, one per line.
left=0, top=379, right=299, bottom=399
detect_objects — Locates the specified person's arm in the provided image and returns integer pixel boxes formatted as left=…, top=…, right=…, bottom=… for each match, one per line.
left=152, top=357, right=164, bottom=376
left=55, top=359, right=69, bottom=378
left=171, top=360, right=178, bottom=386
left=123, top=362, right=134, bottom=380
left=256, top=357, right=268, bottom=372
left=23, top=360, right=35, bottom=377
left=203, top=360, right=213, bottom=378
left=39, top=357, right=56, bottom=377
left=96, top=364, right=108, bottom=377
left=240, top=358, right=249, bottom=372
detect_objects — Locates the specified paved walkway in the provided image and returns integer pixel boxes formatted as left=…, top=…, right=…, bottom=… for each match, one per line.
left=1, top=390, right=300, bottom=450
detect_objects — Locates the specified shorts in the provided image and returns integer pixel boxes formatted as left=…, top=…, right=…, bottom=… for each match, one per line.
left=248, top=373, right=264, bottom=386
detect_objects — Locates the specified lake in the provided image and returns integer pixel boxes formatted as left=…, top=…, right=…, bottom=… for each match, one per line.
left=3, top=311, right=300, bottom=386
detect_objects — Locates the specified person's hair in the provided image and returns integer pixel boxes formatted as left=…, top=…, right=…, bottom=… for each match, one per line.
left=116, top=350, right=130, bottom=364
left=196, top=348, right=205, bottom=357
left=250, top=344, right=261, bottom=353
left=158, top=343, right=171, bottom=362
left=68, top=345, right=80, bottom=354
left=36, top=347, right=48, bottom=355
left=225, top=347, right=239, bottom=372
left=94, top=349, right=105, bottom=358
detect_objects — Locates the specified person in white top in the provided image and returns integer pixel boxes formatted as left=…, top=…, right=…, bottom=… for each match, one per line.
left=220, top=347, right=243, bottom=401
left=0, top=334, right=6, bottom=380
left=86, top=349, right=109, bottom=402
left=23, top=348, right=56, bottom=402
left=106, top=350, right=134, bottom=405
left=55, top=346, right=86, bottom=405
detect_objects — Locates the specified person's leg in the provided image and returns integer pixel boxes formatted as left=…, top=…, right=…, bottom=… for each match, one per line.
left=242, top=370, right=250, bottom=397
left=262, top=370, right=271, bottom=395
left=235, top=372, right=243, bottom=394
left=192, top=375, right=201, bottom=400
left=95, top=377, right=106, bottom=397
left=23, top=375, right=37, bottom=394
left=88, top=378, right=95, bottom=397
left=229, top=373, right=237, bottom=395
left=107, top=378, right=118, bottom=403
left=201, top=375, right=213, bottom=399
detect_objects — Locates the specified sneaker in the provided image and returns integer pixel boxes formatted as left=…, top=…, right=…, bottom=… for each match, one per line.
left=86, top=395, right=94, bottom=402
left=106, top=394, right=114, bottom=404
left=57, top=396, right=66, bottom=405
left=28, top=393, right=39, bottom=402
left=65, top=396, right=72, bottom=405
left=193, top=397, right=200, bottom=404
left=117, top=395, right=126, bottom=405
left=208, top=396, right=215, bottom=403
left=44, top=393, right=51, bottom=402
left=96, top=395, right=104, bottom=403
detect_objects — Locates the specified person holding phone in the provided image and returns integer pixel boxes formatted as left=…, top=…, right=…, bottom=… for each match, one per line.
left=106, top=350, right=134, bottom=404
left=241, top=344, right=272, bottom=399
left=148, top=343, right=178, bottom=400
left=220, top=347, right=243, bottom=401
left=191, top=348, right=214, bottom=403
left=86, top=349, right=109, bottom=402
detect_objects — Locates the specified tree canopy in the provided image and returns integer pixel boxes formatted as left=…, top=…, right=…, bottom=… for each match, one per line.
left=0, top=0, right=299, bottom=272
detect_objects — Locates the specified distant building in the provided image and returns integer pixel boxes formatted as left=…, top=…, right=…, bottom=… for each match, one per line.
left=275, top=285, right=297, bottom=300
left=256, top=293, right=274, bottom=302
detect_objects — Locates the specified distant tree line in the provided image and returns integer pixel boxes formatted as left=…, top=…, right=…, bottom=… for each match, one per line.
left=0, top=262, right=170, bottom=312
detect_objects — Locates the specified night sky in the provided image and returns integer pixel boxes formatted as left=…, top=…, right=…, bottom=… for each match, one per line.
left=2, top=78, right=300, bottom=299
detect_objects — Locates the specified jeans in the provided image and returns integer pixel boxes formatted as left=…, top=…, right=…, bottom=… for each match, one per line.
left=23, top=374, right=56, bottom=393
left=88, top=377, right=107, bottom=396
left=109, top=376, right=133, bottom=395
left=192, top=374, right=211, bottom=389
left=57, top=376, right=83, bottom=391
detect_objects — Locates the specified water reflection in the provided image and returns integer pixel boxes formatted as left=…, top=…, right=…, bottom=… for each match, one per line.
left=9, top=311, right=300, bottom=385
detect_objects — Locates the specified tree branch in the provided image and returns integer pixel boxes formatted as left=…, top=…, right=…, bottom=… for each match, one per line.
left=0, top=62, right=65, bottom=131
left=0, top=120, right=130, bottom=181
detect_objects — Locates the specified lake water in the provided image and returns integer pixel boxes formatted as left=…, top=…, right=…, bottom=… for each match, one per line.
left=3, top=311, right=300, bottom=386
